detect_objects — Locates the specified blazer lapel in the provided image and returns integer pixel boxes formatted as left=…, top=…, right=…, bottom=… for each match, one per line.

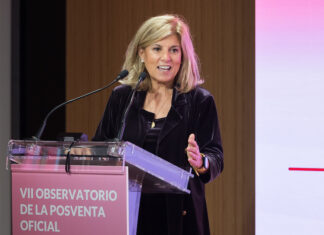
left=123, top=90, right=147, bottom=145
left=158, top=88, right=188, bottom=143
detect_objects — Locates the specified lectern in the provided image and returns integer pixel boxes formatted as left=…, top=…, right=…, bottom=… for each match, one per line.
left=7, top=140, right=193, bottom=235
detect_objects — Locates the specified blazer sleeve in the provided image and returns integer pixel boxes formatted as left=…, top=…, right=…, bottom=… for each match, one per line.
left=193, top=91, right=224, bottom=183
left=92, top=90, right=118, bottom=141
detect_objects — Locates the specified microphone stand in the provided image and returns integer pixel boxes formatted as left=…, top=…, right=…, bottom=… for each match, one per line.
left=116, top=72, right=147, bottom=140
left=33, top=70, right=129, bottom=140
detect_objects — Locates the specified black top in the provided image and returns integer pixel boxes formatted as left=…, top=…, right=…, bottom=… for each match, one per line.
left=142, top=109, right=166, bottom=155
left=138, top=110, right=168, bottom=234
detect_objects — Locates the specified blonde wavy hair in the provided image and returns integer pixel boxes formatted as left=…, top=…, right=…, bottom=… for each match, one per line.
left=120, top=14, right=203, bottom=93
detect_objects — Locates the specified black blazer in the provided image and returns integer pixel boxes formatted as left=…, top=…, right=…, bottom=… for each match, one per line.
left=93, top=85, right=223, bottom=235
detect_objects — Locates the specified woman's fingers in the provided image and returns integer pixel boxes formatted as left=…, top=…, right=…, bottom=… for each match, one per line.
left=186, top=133, right=202, bottom=168
left=188, top=134, right=198, bottom=148
left=186, top=147, right=199, bottom=159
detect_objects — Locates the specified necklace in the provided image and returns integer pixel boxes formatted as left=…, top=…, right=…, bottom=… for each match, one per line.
left=152, top=100, right=170, bottom=128
left=151, top=117, right=167, bottom=129
left=144, top=89, right=172, bottom=128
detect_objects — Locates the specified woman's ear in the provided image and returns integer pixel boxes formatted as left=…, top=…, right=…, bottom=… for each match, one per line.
left=138, top=48, right=144, bottom=62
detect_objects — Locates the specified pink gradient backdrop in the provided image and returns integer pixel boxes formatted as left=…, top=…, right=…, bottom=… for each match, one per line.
left=256, top=1, right=324, bottom=234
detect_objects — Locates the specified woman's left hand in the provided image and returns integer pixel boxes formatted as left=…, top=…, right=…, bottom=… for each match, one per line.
left=186, top=133, right=203, bottom=169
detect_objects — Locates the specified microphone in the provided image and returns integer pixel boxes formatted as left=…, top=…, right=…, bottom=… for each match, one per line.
left=116, top=71, right=147, bottom=140
left=33, top=70, right=129, bottom=140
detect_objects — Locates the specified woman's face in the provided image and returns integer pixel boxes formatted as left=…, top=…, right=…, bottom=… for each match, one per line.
left=139, top=34, right=182, bottom=88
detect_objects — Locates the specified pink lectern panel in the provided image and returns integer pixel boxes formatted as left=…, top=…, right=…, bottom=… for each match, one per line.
left=11, top=164, right=128, bottom=235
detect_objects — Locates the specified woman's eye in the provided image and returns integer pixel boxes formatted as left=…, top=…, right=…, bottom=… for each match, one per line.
left=171, top=48, right=179, bottom=53
left=153, top=47, right=161, bottom=51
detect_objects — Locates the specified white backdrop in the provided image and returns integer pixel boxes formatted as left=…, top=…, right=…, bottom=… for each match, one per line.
left=256, top=0, right=324, bottom=234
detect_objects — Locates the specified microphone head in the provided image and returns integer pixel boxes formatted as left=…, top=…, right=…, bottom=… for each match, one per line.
left=117, top=70, right=129, bottom=80
left=139, top=71, right=147, bottom=82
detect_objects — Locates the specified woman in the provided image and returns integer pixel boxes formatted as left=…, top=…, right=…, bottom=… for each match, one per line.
left=93, top=15, right=223, bottom=235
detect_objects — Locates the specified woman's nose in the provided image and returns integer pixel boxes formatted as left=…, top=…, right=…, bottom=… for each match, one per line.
left=161, top=51, right=171, bottom=61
